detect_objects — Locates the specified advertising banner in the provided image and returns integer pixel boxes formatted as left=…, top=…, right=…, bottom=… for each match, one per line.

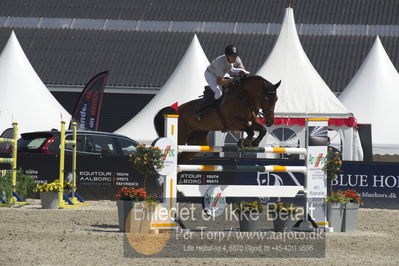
left=306, top=119, right=328, bottom=227
left=2, top=154, right=398, bottom=209
left=70, top=71, right=108, bottom=131
left=177, top=158, right=235, bottom=186
left=337, top=162, right=399, bottom=209
left=233, top=159, right=399, bottom=209
left=306, top=119, right=328, bottom=198
left=8, top=153, right=153, bottom=200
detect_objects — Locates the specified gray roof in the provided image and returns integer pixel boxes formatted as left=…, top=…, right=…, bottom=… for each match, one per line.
left=1, top=0, right=399, bottom=25
left=1, top=0, right=399, bottom=94
left=1, top=0, right=399, bottom=133
left=1, top=27, right=399, bottom=93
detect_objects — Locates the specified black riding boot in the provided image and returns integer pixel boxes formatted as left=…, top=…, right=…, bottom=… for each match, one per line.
left=195, top=96, right=214, bottom=122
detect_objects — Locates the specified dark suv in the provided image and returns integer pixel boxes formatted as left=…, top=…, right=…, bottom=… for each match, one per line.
left=18, top=130, right=139, bottom=156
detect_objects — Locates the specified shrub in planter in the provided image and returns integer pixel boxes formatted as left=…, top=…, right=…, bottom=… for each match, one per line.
left=341, top=189, right=362, bottom=232
left=33, top=179, right=73, bottom=209
left=268, top=202, right=299, bottom=232
left=117, top=144, right=164, bottom=233
left=323, top=148, right=342, bottom=196
left=129, top=144, right=164, bottom=176
left=232, top=201, right=264, bottom=232
left=342, top=189, right=361, bottom=203
left=325, top=191, right=348, bottom=232
left=115, top=187, right=158, bottom=232
left=0, top=170, right=35, bottom=204
left=326, top=189, right=362, bottom=232
left=33, top=180, right=73, bottom=193
left=128, top=144, right=164, bottom=196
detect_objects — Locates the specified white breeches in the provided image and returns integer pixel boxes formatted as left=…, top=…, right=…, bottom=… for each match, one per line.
left=204, top=70, right=224, bottom=100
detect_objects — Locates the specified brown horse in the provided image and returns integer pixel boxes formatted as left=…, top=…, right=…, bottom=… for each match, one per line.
left=154, top=75, right=280, bottom=162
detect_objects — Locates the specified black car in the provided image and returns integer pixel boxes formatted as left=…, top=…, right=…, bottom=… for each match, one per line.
left=17, top=130, right=139, bottom=156
left=0, top=130, right=143, bottom=201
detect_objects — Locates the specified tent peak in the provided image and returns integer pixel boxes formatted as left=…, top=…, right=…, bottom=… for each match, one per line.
left=0, top=32, right=71, bottom=134
left=339, top=32, right=399, bottom=155
left=256, top=7, right=350, bottom=116
left=115, top=33, right=209, bottom=142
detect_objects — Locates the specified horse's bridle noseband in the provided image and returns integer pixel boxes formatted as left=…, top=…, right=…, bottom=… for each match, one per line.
left=258, top=90, right=277, bottom=117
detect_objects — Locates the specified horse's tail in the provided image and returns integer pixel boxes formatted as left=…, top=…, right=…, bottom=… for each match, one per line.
left=153, top=106, right=178, bottom=137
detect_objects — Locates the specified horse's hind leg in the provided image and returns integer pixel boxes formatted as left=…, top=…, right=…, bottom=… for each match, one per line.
left=179, top=130, right=209, bottom=164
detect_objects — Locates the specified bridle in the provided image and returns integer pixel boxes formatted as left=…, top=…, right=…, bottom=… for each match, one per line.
left=258, top=90, right=277, bottom=118
left=255, top=79, right=278, bottom=118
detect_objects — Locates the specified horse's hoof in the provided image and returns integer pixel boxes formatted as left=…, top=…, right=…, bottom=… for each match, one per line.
left=250, top=140, right=260, bottom=148
left=238, top=139, right=250, bottom=148
left=238, top=138, right=252, bottom=148
left=237, top=139, right=245, bottom=148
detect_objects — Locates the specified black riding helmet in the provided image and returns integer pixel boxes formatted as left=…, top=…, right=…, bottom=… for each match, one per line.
left=225, top=45, right=239, bottom=57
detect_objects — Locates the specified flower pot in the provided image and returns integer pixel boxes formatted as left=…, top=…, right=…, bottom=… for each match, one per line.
left=126, top=203, right=155, bottom=233
left=327, top=202, right=344, bottom=232
left=239, top=213, right=259, bottom=232
left=273, top=212, right=296, bottom=232
left=40, top=192, right=58, bottom=209
left=117, top=200, right=135, bottom=232
left=117, top=200, right=155, bottom=233
left=342, top=202, right=360, bottom=232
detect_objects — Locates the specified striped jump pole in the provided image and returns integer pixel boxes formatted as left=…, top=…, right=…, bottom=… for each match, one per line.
left=177, top=164, right=307, bottom=174
left=178, top=145, right=308, bottom=155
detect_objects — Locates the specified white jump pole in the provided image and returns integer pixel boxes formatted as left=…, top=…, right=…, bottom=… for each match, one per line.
left=178, top=145, right=308, bottom=155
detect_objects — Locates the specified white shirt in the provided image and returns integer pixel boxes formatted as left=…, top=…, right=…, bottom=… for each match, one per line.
left=207, top=55, right=245, bottom=77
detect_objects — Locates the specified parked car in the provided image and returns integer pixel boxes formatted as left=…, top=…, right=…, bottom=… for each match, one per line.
left=17, top=130, right=139, bottom=156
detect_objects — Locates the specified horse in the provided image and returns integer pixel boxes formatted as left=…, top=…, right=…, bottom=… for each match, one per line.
left=154, top=75, right=280, bottom=163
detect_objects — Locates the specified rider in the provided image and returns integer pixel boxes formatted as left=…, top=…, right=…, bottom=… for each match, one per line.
left=195, top=44, right=250, bottom=122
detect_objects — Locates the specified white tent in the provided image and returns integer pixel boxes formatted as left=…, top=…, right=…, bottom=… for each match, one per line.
left=257, top=8, right=351, bottom=117
left=0, top=31, right=71, bottom=135
left=339, top=37, right=399, bottom=155
left=251, top=7, right=362, bottom=160
left=115, top=34, right=209, bottom=143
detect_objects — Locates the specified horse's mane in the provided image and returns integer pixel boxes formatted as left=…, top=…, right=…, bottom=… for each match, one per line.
left=228, top=75, right=269, bottom=92
left=243, top=75, right=272, bottom=85
left=243, top=75, right=265, bottom=82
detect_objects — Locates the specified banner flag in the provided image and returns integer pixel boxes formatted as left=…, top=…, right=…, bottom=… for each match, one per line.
left=70, top=71, right=108, bottom=131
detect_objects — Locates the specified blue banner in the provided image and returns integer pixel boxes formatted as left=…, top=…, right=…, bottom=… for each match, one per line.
left=337, top=162, right=398, bottom=209
left=178, top=158, right=399, bottom=209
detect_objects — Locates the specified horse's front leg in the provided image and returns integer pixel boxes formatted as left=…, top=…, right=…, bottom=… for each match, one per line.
left=250, top=119, right=267, bottom=148
left=238, top=124, right=254, bottom=148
